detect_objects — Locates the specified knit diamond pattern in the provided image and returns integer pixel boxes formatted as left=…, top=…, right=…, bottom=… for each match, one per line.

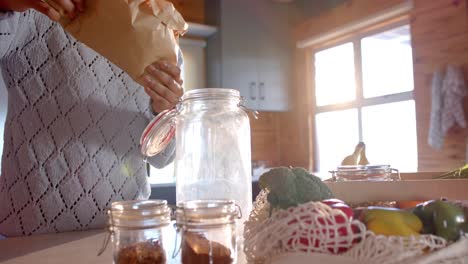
left=0, top=11, right=155, bottom=236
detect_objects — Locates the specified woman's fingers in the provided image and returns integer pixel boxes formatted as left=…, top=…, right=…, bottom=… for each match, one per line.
left=143, top=86, right=173, bottom=113
left=142, top=60, right=184, bottom=113
left=50, top=0, right=75, bottom=15
left=143, top=75, right=180, bottom=105
left=146, top=64, right=183, bottom=97
left=31, top=1, right=61, bottom=21
left=153, top=61, right=183, bottom=85
left=38, top=0, right=82, bottom=19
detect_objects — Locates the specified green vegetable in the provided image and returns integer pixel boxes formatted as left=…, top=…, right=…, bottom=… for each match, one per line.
left=291, top=168, right=333, bottom=203
left=413, top=200, right=466, bottom=241
left=459, top=205, right=468, bottom=238
left=460, top=222, right=468, bottom=236
left=259, top=167, right=333, bottom=214
left=433, top=201, right=466, bottom=241
left=412, top=202, right=435, bottom=234
left=435, top=164, right=468, bottom=179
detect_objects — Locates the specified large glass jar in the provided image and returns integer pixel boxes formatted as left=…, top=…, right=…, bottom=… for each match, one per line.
left=107, top=200, right=172, bottom=264
left=175, top=200, right=240, bottom=264
left=140, top=88, right=253, bottom=225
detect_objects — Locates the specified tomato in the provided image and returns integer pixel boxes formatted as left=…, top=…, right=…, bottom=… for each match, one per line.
left=321, top=199, right=354, bottom=221
left=285, top=200, right=361, bottom=254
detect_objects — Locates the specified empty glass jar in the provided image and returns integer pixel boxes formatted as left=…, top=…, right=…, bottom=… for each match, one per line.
left=107, top=200, right=172, bottom=264
left=330, top=165, right=400, bottom=181
left=140, top=88, right=253, bottom=225
left=175, top=200, right=240, bottom=264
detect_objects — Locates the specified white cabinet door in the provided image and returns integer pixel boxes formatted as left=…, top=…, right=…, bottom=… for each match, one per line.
left=257, top=57, right=289, bottom=111
left=220, top=0, right=259, bottom=109
left=255, top=1, right=290, bottom=111
left=218, top=0, right=290, bottom=111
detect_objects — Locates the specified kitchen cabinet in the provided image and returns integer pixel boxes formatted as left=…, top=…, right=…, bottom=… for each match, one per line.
left=206, top=0, right=291, bottom=111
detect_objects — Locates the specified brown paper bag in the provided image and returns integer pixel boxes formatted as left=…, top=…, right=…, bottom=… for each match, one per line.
left=59, top=0, right=188, bottom=85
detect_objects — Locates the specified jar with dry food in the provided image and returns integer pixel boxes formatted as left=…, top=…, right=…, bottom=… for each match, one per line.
left=140, top=89, right=253, bottom=227
left=106, top=200, right=171, bottom=264
left=175, top=200, right=241, bottom=264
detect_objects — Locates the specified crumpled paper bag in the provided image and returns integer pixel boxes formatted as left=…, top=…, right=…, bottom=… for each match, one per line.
left=59, top=0, right=188, bottom=85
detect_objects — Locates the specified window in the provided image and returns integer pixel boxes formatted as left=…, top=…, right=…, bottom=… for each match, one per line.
left=149, top=39, right=207, bottom=185
left=313, top=24, right=418, bottom=173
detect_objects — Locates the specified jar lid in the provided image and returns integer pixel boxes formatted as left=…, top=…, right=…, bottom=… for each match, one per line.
left=109, top=200, right=171, bottom=228
left=175, top=200, right=241, bottom=227
left=140, top=109, right=177, bottom=157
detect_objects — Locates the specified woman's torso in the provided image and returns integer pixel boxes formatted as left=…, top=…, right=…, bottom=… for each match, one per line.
left=0, top=11, right=152, bottom=237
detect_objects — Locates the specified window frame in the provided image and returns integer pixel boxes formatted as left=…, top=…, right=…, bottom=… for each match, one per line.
left=308, top=17, right=415, bottom=171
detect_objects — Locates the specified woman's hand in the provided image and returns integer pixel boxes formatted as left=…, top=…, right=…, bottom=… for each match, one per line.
left=0, top=0, right=84, bottom=21
left=142, top=60, right=184, bottom=114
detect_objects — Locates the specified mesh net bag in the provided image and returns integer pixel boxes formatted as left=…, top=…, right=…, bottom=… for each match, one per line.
left=244, top=190, right=467, bottom=264
left=244, top=190, right=367, bottom=262
left=404, top=235, right=468, bottom=264
left=342, top=232, right=447, bottom=264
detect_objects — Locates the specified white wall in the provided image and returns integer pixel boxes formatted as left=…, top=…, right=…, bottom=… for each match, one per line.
left=0, top=73, right=6, bottom=171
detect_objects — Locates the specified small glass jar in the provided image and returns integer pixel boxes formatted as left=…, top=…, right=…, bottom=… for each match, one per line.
left=330, top=165, right=400, bottom=181
left=108, top=200, right=171, bottom=264
left=175, top=200, right=240, bottom=264
left=140, top=88, right=253, bottom=225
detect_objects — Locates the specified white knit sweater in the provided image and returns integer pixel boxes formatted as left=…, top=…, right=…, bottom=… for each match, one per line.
left=0, top=11, right=176, bottom=237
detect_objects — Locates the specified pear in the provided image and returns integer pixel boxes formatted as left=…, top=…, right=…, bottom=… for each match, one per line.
left=358, top=143, right=370, bottom=165
left=342, top=142, right=365, bottom=166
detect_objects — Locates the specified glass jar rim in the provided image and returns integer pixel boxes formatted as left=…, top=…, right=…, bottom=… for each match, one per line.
left=181, top=88, right=240, bottom=102
left=109, top=200, right=171, bottom=228
left=175, top=200, right=240, bottom=227
left=335, top=164, right=391, bottom=172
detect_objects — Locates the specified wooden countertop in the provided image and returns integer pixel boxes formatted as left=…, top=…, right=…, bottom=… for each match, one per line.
left=0, top=228, right=245, bottom=263
left=0, top=227, right=191, bottom=264
left=0, top=230, right=111, bottom=264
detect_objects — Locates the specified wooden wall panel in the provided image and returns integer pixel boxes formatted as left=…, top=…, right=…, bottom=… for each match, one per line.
left=411, top=0, right=468, bottom=171
left=169, top=0, right=205, bottom=24
left=250, top=112, right=281, bottom=167
left=250, top=110, right=311, bottom=169
left=276, top=48, right=315, bottom=170
left=294, top=0, right=406, bottom=41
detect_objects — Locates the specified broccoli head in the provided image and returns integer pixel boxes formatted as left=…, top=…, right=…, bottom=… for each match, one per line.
left=259, top=167, right=334, bottom=213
